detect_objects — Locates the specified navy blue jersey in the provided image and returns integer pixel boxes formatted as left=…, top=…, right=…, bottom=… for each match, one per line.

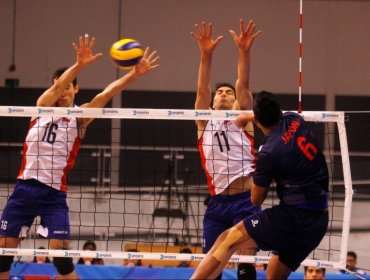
left=253, top=112, right=329, bottom=209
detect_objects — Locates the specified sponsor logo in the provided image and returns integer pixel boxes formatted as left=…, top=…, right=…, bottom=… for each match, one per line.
left=190, top=255, right=203, bottom=261
left=102, top=109, right=118, bottom=115
left=96, top=252, right=112, bottom=258
left=321, top=113, right=339, bottom=119
left=160, top=254, right=177, bottom=260
left=316, top=261, right=333, bottom=268
left=67, top=109, right=83, bottom=115
left=128, top=253, right=144, bottom=259
left=254, top=257, right=270, bottom=262
left=225, top=112, right=239, bottom=118
left=251, top=219, right=259, bottom=228
left=132, top=110, right=149, bottom=116
left=2, top=249, right=18, bottom=255
left=195, top=111, right=211, bottom=117
left=53, top=230, right=68, bottom=235
left=64, top=251, right=81, bottom=257
left=230, top=256, right=240, bottom=262
left=168, top=110, right=185, bottom=116
left=33, top=250, right=49, bottom=256
left=8, top=108, right=24, bottom=113
left=38, top=108, right=55, bottom=114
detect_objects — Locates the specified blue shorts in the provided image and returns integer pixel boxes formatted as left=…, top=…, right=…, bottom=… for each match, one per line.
left=0, top=179, right=70, bottom=239
left=243, top=203, right=328, bottom=271
left=203, top=191, right=261, bottom=253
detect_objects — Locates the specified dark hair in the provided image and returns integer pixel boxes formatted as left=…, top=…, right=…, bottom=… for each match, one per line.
left=180, top=248, right=192, bottom=254
left=77, top=241, right=104, bottom=265
left=347, top=251, right=357, bottom=260
left=52, top=67, right=77, bottom=86
left=83, top=240, right=97, bottom=251
left=253, top=91, right=282, bottom=128
left=304, top=266, right=326, bottom=274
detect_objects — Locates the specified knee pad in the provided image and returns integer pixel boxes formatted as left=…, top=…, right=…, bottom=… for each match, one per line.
left=237, top=263, right=256, bottom=280
left=0, top=255, right=14, bottom=273
left=53, top=256, right=74, bottom=275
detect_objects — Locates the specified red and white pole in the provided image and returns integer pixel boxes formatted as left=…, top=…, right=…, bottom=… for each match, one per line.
left=298, top=0, right=303, bottom=113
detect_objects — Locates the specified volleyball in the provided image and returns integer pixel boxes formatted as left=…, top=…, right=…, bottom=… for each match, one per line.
left=109, top=38, right=144, bottom=70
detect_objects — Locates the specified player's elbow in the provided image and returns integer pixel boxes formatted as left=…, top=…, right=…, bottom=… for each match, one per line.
left=251, top=183, right=268, bottom=206
left=251, top=196, right=263, bottom=206
left=251, top=191, right=265, bottom=206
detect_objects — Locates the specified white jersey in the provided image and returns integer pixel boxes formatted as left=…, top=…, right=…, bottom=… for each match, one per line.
left=17, top=116, right=81, bottom=192
left=198, top=120, right=255, bottom=195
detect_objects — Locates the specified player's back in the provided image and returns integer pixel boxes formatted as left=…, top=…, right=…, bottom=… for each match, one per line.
left=263, top=112, right=328, bottom=209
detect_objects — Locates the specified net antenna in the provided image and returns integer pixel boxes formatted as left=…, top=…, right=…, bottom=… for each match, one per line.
left=296, top=3, right=352, bottom=272
left=298, top=0, right=303, bottom=113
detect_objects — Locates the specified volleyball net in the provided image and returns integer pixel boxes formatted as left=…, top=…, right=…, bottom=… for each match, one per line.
left=0, top=106, right=352, bottom=269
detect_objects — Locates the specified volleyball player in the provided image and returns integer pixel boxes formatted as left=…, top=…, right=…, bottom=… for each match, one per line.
left=0, top=34, right=159, bottom=279
left=191, top=19, right=261, bottom=279
left=191, top=91, right=329, bottom=280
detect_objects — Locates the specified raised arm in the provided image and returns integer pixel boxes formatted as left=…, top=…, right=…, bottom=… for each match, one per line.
left=235, top=111, right=255, bottom=128
left=229, top=19, right=261, bottom=110
left=37, top=34, right=102, bottom=107
left=191, top=22, right=223, bottom=111
left=79, top=48, right=159, bottom=127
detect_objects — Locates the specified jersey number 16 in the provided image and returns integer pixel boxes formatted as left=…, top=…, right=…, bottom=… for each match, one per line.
left=42, top=123, right=58, bottom=144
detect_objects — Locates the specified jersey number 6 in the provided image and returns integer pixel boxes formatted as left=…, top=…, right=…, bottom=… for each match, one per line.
left=297, top=136, right=317, bottom=161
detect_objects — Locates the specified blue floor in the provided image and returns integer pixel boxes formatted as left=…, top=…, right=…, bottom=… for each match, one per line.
left=10, top=263, right=362, bottom=280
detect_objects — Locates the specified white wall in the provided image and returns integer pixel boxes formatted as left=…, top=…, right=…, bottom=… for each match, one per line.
left=1, top=0, right=369, bottom=98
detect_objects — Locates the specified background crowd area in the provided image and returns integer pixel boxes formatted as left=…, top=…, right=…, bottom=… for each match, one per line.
left=7, top=241, right=369, bottom=279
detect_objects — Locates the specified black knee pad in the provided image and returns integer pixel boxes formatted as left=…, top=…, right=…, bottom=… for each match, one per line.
left=53, top=256, right=74, bottom=275
left=237, top=263, right=256, bottom=280
left=0, top=255, right=14, bottom=273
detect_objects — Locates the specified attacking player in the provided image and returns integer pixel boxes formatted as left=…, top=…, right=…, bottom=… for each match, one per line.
left=191, top=91, right=329, bottom=280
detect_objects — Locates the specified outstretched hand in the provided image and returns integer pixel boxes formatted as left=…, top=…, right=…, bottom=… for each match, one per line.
left=229, top=19, right=261, bottom=52
left=134, top=47, right=160, bottom=76
left=72, top=34, right=103, bottom=67
left=191, top=22, right=223, bottom=54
